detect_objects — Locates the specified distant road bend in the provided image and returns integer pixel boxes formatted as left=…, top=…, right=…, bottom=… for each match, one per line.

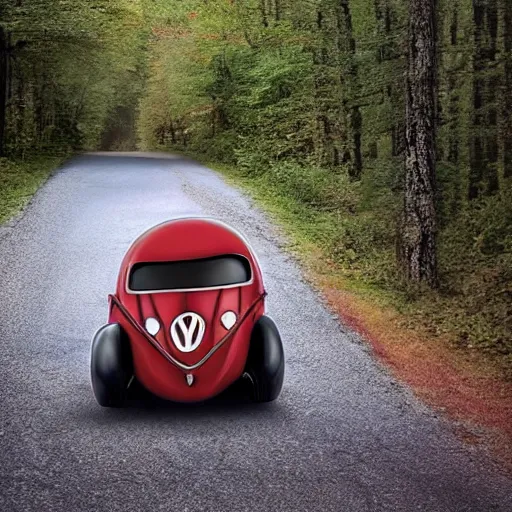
left=0, top=152, right=511, bottom=512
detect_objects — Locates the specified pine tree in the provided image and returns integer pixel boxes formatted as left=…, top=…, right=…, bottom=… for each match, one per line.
left=400, top=0, right=438, bottom=287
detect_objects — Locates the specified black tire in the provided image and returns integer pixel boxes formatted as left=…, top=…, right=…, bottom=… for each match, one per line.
left=244, top=315, right=285, bottom=403
left=90, top=323, right=134, bottom=408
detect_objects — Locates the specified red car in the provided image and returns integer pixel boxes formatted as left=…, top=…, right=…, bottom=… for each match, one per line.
left=90, top=217, right=285, bottom=407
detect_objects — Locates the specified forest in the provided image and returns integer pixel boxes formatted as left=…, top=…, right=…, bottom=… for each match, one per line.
left=1, top=0, right=511, bottom=371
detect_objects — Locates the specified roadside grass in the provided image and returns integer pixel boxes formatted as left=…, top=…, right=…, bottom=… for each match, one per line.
left=192, top=154, right=512, bottom=464
left=0, top=156, right=65, bottom=225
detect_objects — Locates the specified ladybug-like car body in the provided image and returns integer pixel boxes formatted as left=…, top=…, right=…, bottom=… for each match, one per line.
left=90, top=218, right=285, bottom=407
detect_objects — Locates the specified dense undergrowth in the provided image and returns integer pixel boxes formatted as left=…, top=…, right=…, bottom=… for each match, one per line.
left=181, top=148, right=512, bottom=374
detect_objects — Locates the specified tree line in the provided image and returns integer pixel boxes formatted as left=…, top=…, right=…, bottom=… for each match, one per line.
left=0, top=0, right=147, bottom=158
left=137, top=0, right=511, bottom=354
left=1, top=1, right=511, bottom=355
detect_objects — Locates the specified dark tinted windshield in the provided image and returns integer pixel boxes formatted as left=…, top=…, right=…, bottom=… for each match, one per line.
left=128, top=255, right=252, bottom=292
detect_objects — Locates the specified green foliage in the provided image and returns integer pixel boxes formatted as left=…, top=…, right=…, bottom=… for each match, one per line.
left=0, top=156, right=64, bottom=223
left=1, top=0, right=148, bottom=157
left=134, top=0, right=512, bottom=362
left=0, top=0, right=510, bottom=364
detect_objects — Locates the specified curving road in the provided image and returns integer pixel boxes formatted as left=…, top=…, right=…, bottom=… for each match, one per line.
left=0, top=153, right=511, bottom=512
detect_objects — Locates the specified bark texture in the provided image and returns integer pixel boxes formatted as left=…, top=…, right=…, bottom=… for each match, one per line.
left=400, top=0, right=438, bottom=287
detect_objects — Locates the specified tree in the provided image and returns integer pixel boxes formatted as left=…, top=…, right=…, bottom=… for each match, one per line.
left=337, top=0, right=362, bottom=178
left=0, top=25, right=7, bottom=157
left=0, top=0, right=147, bottom=157
left=469, top=0, right=499, bottom=199
left=400, top=0, right=438, bottom=287
left=502, top=0, right=512, bottom=179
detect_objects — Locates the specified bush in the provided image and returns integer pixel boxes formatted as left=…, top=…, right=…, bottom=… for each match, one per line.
left=0, top=157, right=62, bottom=224
left=433, top=188, right=512, bottom=352
left=252, top=159, right=398, bottom=283
left=201, top=131, right=239, bottom=164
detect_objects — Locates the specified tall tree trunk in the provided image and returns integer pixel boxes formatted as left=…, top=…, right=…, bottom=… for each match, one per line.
left=469, top=0, right=499, bottom=198
left=503, top=0, right=512, bottom=178
left=375, top=0, right=404, bottom=158
left=169, top=120, right=177, bottom=144
left=400, top=0, right=438, bottom=287
left=469, top=1, right=485, bottom=199
left=337, top=0, right=362, bottom=178
left=374, top=0, right=392, bottom=63
left=260, top=0, right=269, bottom=28
left=444, top=1, right=462, bottom=217
left=0, top=26, right=7, bottom=157
left=313, top=7, right=335, bottom=166
left=447, top=2, right=459, bottom=168
left=16, top=74, right=25, bottom=157
left=34, top=64, right=45, bottom=148
left=274, top=0, right=282, bottom=21
left=485, top=0, right=499, bottom=194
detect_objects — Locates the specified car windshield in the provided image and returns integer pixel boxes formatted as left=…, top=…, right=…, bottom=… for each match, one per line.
left=128, top=254, right=252, bottom=292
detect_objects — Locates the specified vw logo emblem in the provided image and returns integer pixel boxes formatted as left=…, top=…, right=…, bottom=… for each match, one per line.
left=170, top=312, right=206, bottom=353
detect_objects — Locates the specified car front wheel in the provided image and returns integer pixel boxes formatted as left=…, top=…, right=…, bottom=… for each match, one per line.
left=244, top=315, right=285, bottom=403
left=90, top=323, right=134, bottom=408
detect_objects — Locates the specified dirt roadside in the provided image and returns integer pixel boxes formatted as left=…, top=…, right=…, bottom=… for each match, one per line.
left=305, top=257, right=512, bottom=471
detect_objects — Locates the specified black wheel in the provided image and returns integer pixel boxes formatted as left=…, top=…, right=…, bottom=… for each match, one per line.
left=90, top=323, right=134, bottom=408
left=244, top=315, right=285, bottom=403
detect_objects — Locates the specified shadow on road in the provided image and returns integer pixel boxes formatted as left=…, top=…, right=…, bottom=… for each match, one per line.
left=77, top=379, right=283, bottom=425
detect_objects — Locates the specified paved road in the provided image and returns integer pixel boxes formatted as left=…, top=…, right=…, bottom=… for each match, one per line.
left=1, top=153, right=511, bottom=512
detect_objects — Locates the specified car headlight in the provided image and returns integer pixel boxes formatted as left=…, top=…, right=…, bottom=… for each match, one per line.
left=221, top=311, right=237, bottom=330
left=145, top=317, right=160, bottom=336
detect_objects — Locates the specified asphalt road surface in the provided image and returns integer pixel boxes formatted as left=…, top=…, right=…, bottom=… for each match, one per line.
left=1, top=153, right=511, bottom=512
